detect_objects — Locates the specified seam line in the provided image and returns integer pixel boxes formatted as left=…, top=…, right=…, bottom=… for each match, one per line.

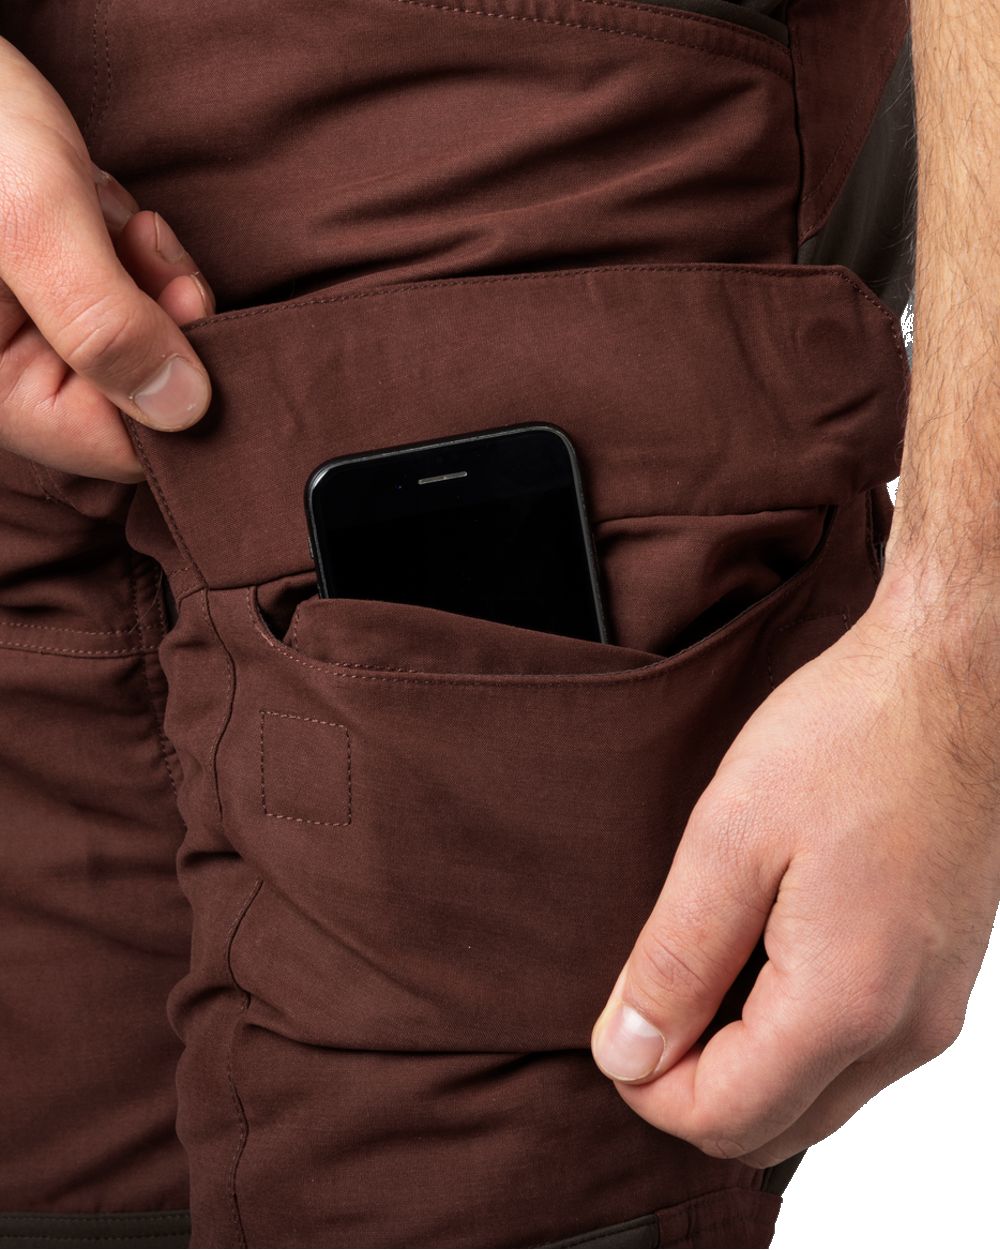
left=243, top=505, right=838, bottom=689
left=177, top=263, right=866, bottom=333
left=388, top=0, right=792, bottom=80
left=259, top=710, right=352, bottom=827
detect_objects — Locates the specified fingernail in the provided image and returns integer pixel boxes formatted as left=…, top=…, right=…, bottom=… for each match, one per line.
left=188, top=271, right=215, bottom=317
left=153, top=212, right=189, bottom=265
left=592, top=1003, right=665, bottom=1082
left=131, top=355, right=210, bottom=430
left=96, top=181, right=135, bottom=234
left=89, top=160, right=111, bottom=185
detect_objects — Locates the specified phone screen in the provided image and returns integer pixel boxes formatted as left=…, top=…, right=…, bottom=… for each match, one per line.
left=305, top=424, right=607, bottom=642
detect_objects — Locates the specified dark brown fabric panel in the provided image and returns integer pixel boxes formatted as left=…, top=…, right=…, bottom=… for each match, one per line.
left=798, top=31, right=917, bottom=318
left=788, top=0, right=910, bottom=245
left=0, top=1211, right=190, bottom=1249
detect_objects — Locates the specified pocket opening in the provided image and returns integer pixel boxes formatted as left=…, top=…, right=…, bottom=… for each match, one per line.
left=248, top=502, right=839, bottom=686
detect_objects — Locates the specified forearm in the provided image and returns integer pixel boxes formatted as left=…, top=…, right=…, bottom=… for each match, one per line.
left=882, top=0, right=999, bottom=621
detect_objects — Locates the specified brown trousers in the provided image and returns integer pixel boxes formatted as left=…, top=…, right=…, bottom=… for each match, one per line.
left=0, top=3, right=914, bottom=1246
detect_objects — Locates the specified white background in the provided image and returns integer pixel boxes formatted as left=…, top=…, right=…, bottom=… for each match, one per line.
left=773, top=471, right=998, bottom=1247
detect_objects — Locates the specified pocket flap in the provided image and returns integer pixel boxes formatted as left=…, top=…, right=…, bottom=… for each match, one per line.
left=127, top=263, right=908, bottom=589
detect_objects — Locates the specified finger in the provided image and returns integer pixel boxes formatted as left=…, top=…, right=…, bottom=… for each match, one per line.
left=157, top=271, right=215, bottom=326
left=734, top=1011, right=956, bottom=1170
left=0, top=146, right=211, bottom=432
left=0, top=264, right=211, bottom=480
left=611, top=949, right=883, bottom=1159
left=88, top=171, right=217, bottom=322
left=734, top=1054, right=902, bottom=1171
left=89, top=161, right=139, bottom=237
left=0, top=273, right=28, bottom=350
left=116, top=209, right=216, bottom=316
left=591, top=782, right=786, bottom=1085
left=0, top=320, right=143, bottom=481
left=0, top=200, right=212, bottom=477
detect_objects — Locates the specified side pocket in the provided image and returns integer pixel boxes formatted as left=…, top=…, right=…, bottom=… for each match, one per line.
left=215, top=501, right=840, bottom=1053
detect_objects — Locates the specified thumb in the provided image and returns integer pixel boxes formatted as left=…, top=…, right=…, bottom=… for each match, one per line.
left=0, top=131, right=210, bottom=431
left=591, top=788, right=783, bottom=1084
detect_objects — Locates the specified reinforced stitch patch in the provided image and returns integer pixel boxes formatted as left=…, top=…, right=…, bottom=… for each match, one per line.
left=259, top=710, right=352, bottom=827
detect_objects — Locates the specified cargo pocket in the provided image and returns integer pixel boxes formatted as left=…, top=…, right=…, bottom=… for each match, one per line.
left=127, top=260, right=907, bottom=1245
left=131, top=260, right=906, bottom=1048
left=219, top=499, right=838, bottom=1052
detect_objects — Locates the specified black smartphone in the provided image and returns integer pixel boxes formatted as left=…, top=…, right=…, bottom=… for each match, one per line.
left=304, top=423, right=608, bottom=643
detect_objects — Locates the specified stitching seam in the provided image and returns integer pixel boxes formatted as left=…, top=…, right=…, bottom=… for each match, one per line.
left=389, top=0, right=792, bottom=81
left=577, top=0, right=786, bottom=50
left=798, top=35, right=899, bottom=208
left=94, top=0, right=113, bottom=144
left=82, top=0, right=114, bottom=145
left=259, top=711, right=352, bottom=827
left=177, top=263, right=867, bottom=332
left=222, top=877, right=262, bottom=1250
left=82, top=0, right=101, bottom=137
left=0, top=618, right=140, bottom=636
left=199, top=590, right=236, bottom=828
left=130, top=265, right=905, bottom=579
left=0, top=1238, right=185, bottom=1245
left=0, top=638, right=155, bottom=657
left=244, top=505, right=838, bottom=689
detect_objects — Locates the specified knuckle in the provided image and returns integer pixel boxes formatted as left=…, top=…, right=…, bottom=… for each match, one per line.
left=837, top=993, right=900, bottom=1053
left=632, top=921, right=714, bottom=1008
left=685, top=1104, right=787, bottom=1161
left=58, top=292, right=146, bottom=380
left=688, top=1129, right=752, bottom=1160
left=0, top=356, right=28, bottom=444
left=909, top=1014, right=963, bottom=1064
left=825, top=949, right=914, bottom=1054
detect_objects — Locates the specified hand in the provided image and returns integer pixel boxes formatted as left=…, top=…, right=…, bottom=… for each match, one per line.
left=590, top=565, right=1000, bottom=1168
left=0, top=37, right=214, bottom=482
